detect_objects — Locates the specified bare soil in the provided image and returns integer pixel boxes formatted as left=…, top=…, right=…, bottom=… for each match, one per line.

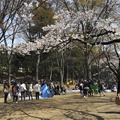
left=0, top=91, right=120, bottom=120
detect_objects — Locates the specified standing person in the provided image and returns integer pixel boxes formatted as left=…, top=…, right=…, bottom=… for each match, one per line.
left=98, top=81, right=105, bottom=97
left=3, top=81, right=10, bottom=103
left=79, top=81, right=84, bottom=96
left=88, top=80, right=94, bottom=96
left=83, top=80, right=89, bottom=98
left=27, top=82, right=33, bottom=100
left=50, top=81, right=55, bottom=90
left=33, top=82, right=41, bottom=100
left=12, top=82, right=19, bottom=103
left=19, top=82, right=27, bottom=101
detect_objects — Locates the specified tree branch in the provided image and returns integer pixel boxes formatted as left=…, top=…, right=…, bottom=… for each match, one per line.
left=74, top=38, right=120, bottom=46
left=90, top=30, right=115, bottom=38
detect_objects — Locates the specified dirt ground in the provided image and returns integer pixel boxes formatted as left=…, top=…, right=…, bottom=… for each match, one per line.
left=0, top=91, right=120, bottom=120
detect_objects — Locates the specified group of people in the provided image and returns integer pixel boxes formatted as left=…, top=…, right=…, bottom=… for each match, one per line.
left=50, top=81, right=66, bottom=95
left=75, top=79, right=105, bottom=98
left=3, top=78, right=106, bottom=103
left=3, top=80, right=66, bottom=103
left=3, top=81, right=44, bottom=103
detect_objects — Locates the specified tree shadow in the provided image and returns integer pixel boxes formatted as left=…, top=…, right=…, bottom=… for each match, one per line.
left=51, top=106, right=104, bottom=120
left=0, top=102, right=51, bottom=120
left=20, top=109, right=50, bottom=120
left=0, top=94, right=118, bottom=120
left=99, top=112, right=120, bottom=114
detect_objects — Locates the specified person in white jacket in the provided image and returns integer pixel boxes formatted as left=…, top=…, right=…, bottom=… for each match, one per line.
left=33, top=82, right=41, bottom=100
left=27, top=82, right=33, bottom=100
left=19, top=82, right=27, bottom=101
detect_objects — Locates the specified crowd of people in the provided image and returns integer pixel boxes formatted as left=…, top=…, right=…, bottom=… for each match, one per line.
left=74, top=79, right=106, bottom=98
left=3, top=80, right=66, bottom=103
left=3, top=78, right=117, bottom=103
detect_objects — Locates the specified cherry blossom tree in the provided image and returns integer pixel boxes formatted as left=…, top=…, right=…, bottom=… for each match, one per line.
left=14, top=0, right=120, bottom=87
left=0, top=0, right=51, bottom=83
left=42, top=0, right=120, bottom=84
left=0, top=0, right=33, bottom=84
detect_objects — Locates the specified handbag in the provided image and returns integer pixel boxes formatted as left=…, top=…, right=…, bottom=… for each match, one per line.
left=8, top=93, right=11, bottom=99
left=4, top=89, right=8, bottom=93
left=18, top=92, right=21, bottom=97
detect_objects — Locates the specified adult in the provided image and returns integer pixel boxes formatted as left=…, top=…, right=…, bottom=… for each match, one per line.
left=60, top=85, right=66, bottom=94
left=12, top=82, right=19, bottom=103
left=3, top=81, right=10, bottom=103
left=50, top=81, right=55, bottom=89
left=79, top=81, right=84, bottom=96
left=88, top=80, right=94, bottom=96
left=83, top=80, right=89, bottom=98
left=33, top=82, right=41, bottom=100
left=54, top=84, right=60, bottom=95
left=26, top=82, right=33, bottom=100
left=98, top=81, right=105, bottom=97
left=19, top=82, right=27, bottom=101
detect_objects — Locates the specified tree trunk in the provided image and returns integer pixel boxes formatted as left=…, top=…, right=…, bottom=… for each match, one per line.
left=8, top=60, right=11, bottom=85
left=89, top=64, right=92, bottom=80
left=84, top=46, right=89, bottom=81
left=49, top=70, right=53, bottom=80
left=60, top=71, right=64, bottom=86
left=7, top=52, right=12, bottom=85
left=56, top=51, right=64, bottom=86
left=66, top=63, right=69, bottom=84
left=117, top=71, right=120, bottom=96
left=36, top=54, right=40, bottom=81
left=117, top=80, right=120, bottom=96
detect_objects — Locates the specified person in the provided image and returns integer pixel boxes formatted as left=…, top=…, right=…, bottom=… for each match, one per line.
left=79, top=81, right=84, bottom=96
left=33, top=82, right=41, bottom=100
left=83, top=80, right=89, bottom=98
left=26, top=82, right=33, bottom=100
left=60, top=85, right=66, bottom=94
left=3, top=81, right=10, bottom=103
left=88, top=80, right=94, bottom=96
left=98, top=81, right=105, bottom=97
left=54, top=84, right=60, bottom=95
left=12, top=82, right=19, bottom=103
left=49, top=81, right=55, bottom=95
left=50, top=81, right=55, bottom=90
left=19, top=82, right=27, bottom=101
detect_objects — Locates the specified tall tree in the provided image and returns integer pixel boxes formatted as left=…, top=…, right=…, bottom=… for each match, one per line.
left=41, top=0, right=120, bottom=81
left=102, top=44, right=120, bottom=95
left=14, top=0, right=120, bottom=90
left=23, top=0, right=54, bottom=81
left=0, top=0, right=31, bottom=84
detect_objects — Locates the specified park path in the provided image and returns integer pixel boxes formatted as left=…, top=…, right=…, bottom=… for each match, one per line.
left=0, top=92, right=120, bottom=120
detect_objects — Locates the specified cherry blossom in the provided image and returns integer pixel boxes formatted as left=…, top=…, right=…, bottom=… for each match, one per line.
left=12, top=0, right=120, bottom=55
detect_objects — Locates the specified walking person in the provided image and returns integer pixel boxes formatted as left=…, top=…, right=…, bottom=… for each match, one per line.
left=3, top=81, right=10, bottom=103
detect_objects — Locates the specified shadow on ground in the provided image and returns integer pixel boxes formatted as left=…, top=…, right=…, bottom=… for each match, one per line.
left=0, top=93, right=119, bottom=120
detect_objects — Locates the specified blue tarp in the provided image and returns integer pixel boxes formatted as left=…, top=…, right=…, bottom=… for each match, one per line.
left=40, top=84, right=54, bottom=98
